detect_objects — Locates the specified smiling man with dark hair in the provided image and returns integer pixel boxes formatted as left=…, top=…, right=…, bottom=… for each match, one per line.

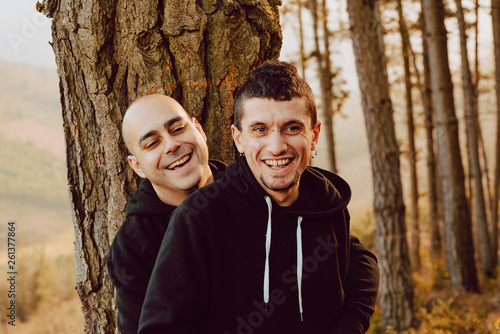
left=139, top=62, right=379, bottom=334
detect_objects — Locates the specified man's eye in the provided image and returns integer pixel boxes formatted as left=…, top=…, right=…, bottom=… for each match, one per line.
left=282, top=125, right=301, bottom=134
left=254, top=127, right=268, bottom=134
left=145, top=140, right=159, bottom=149
left=171, top=125, right=186, bottom=134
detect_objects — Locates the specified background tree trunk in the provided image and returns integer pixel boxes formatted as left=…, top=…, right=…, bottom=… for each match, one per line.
left=309, top=0, right=337, bottom=172
left=455, top=0, right=494, bottom=278
left=37, top=0, right=282, bottom=332
left=297, top=0, right=307, bottom=80
left=413, top=11, right=442, bottom=265
left=346, top=0, right=414, bottom=331
left=320, top=0, right=337, bottom=173
left=397, top=0, right=420, bottom=270
left=421, top=0, right=479, bottom=292
left=491, top=0, right=500, bottom=273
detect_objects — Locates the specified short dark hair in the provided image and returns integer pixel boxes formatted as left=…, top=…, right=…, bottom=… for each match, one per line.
left=233, top=60, right=317, bottom=130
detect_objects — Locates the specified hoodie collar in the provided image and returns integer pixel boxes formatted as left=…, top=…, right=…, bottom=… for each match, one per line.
left=225, top=157, right=351, bottom=216
left=126, top=160, right=227, bottom=216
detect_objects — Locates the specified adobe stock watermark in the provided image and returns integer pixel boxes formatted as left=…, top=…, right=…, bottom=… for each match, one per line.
left=7, top=13, right=50, bottom=53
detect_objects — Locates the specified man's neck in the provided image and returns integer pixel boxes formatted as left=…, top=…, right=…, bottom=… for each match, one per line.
left=154, top=169, right=215, bottom=207
left=265, top=186, right=299, bottom=207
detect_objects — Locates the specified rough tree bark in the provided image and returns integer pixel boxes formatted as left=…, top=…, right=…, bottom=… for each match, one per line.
left=397, top=0, right=420, bottom=270
left=37, top=0, right=282, bottom=332
left=346, top=0, right=414, bottom=331
left=491, top=0, right=500, bottom=273
left=455, top=0, right=494, bottom=278
left=421, top=0, right=479, bottom=292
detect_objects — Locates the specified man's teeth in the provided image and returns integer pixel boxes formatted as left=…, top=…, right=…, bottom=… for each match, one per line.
left=265, top=159, right=290, bottom=167
left=167, top=155, right=190, bottom=169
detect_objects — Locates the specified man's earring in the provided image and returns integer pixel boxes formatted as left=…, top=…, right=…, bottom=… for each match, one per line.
left=311, top=145, right=317, bottom=158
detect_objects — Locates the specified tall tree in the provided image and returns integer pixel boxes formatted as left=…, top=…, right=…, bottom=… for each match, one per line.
left=474, top=0, right=493, bottom=246
left=416, top=11, right=442, bottom=264
left=455, top=0, right=494, bottom=278
left=421, top=0, right=479, bottom=292
left=491, top=0, right=500, bottom=271
left=298, top=0, right=307, bottom=80
left=37, top=0, right=282, bottom=332
left=346, top=0, right=414, bottom=331
left=397, top=0, right=420, bottom=270
left=309, top=0, right=337, bottom=172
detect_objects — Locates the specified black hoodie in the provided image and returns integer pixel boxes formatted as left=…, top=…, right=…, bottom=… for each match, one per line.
left=139, top=157, right=379, bottom=334
left=107, top=160, right=226, bottom=334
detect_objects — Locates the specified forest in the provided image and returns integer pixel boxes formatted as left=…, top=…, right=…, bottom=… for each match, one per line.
left=1, top=0, right=499, bottom=333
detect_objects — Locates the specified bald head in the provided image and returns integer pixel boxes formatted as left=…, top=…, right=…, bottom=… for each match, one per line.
left=122, top=94, right=212, bottom=205
left=122, top=94, right=191, bottom=155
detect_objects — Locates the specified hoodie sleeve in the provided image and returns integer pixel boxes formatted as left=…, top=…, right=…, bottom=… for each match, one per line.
left=330, top=235, right=379, bottom=334
left=107, top=255, right=151, bottom=334
left=107, top=216, right=163, bottom=334
left=139, top=208, right=210, bottom=334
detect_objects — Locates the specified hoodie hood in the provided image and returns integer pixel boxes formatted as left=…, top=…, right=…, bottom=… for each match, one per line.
left=224, top=157, right=351, bottom=216
left=126, top=160, right=227, bottom=217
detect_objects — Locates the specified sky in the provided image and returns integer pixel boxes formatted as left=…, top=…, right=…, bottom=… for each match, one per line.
left=0, top=0, right=55, bottom=68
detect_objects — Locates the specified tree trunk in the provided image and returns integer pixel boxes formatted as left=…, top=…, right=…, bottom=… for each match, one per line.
left=475, top=0, right=494, bottom=253
left=37, top=0, right=282, bottom=332
left=346, top=0, right=414, bottom=331
left=491, top=0, right=500, bottom=272
left=298, top=0, right=306, bottom=80
left=397, top=0, right=420, bottom=271
left=422, top=18, right=443, bottom=259
left=413, top=11, right=442, bottom=264
left=321, top=0, right=337, bottom=173
left=456, top=0, right=494, bottom=278
left=421, top=0, right=479, bottom=292
left=309, top=0, right=337, bottom=172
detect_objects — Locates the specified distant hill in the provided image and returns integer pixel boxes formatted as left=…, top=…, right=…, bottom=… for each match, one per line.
left=0, top=59, right=71, bottom=246
left=0, top=59, right=61, bottom=127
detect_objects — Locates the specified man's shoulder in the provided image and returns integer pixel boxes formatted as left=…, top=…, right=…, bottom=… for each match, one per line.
left=209, top=159, right=227, bottom=180
left=126, top=178, right=177, bottom=217
left=178, top=183, right=229, bottom=215
left=109, top=214, right=169, bottom=258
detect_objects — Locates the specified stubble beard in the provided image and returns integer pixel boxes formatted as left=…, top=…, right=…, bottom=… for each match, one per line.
left=260, top=170, right=300, bottom=192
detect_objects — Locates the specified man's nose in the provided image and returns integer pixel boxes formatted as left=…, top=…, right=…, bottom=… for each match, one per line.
left=163, top=137, right=181, bottom=155
left=266, top=130, right=287, bottom=155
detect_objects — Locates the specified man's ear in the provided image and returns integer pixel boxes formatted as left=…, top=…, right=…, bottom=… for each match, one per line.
left=231, top=124, right=244, bottom=154
left=128, top=155, right=147, bottom=178
left=312, top=121, right=321, bottom=146
left=192, top=118, right=207, bottom=142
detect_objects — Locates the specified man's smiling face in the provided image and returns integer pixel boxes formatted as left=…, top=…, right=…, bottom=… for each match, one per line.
left=232, top=97, right=320, bottom=206
left=123, top=95, right=212, bottom=205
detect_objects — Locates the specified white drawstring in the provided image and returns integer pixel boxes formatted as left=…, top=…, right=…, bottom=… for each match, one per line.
left=263, top=196, right=272, bottom=311
left=262, top=197, right=304, bottom=321
left=296, top=216, right=304, bottom=321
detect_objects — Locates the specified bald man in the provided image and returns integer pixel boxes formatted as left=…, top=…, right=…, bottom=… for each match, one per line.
left=107, top=94, right=226, bottom=334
